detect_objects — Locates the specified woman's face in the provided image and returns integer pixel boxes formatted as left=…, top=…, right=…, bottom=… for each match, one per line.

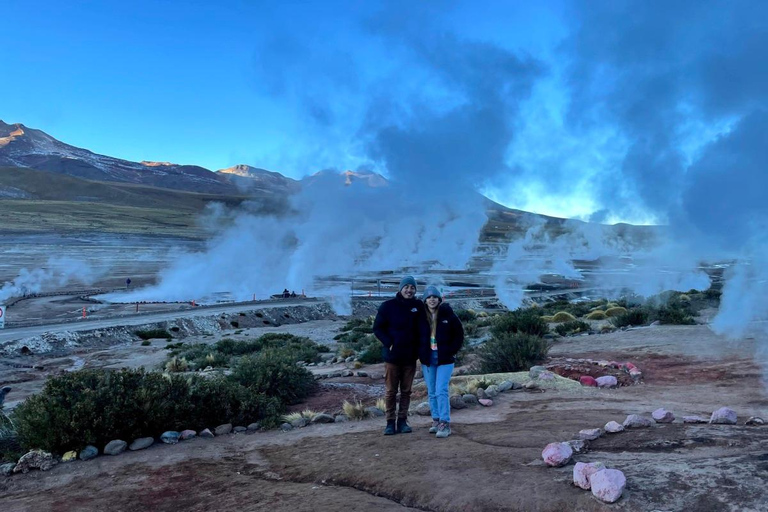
left=426, top=296, right=440, bottom=309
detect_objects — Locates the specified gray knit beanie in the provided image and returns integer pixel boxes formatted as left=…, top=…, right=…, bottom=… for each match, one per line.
left=398, top=275, right=417, bottom=292
left=422, top=285, right=442, bottom=300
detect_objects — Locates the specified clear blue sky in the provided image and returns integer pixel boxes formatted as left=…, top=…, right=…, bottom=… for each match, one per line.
left=3, top=1, right=765, bottom=225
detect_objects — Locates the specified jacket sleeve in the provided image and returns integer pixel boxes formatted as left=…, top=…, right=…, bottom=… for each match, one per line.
left=450, top=310, right=465, bottom=356
left=373, top=303, right=393, bottom=348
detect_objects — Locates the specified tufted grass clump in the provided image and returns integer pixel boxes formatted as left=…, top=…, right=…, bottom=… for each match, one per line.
left=604, top=307, right=628, bottom=317
left=554, top=320, right=591, bottom=336
left=342, top=400, right=369, bottom=420
left=610, top=308, right=650, bottom=328
left=551, top=311, right=577, bottom=323
left=586, top=310, right=607, bottom=320
left=165, top=356, right=189, bottom=373
left=491, top=308, right=549, bottom=338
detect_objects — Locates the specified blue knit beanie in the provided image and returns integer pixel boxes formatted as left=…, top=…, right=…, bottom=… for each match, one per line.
left=398, top=275, right=417, bottom=292
left=422, top=285, right=442, bottom=300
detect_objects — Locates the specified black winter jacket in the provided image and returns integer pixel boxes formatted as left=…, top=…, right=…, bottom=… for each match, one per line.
left=373, top=293, right=425, bottom=365
left=418, top=302, right=464, bottom=366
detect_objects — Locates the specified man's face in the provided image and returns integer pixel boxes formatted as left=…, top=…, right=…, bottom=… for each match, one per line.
left=401, top=284, right=416, bottom=299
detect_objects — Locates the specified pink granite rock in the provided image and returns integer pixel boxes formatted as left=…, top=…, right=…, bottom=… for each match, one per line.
left=710, top=407, right=737, bottom=424
left=573, top=461, right=606, bottom=490
left=596, top=376, right=618, bottom=388
left=579, top=375, right=598, bottom=387
left=623, top=414, right=653, bottom=428
left=180, top=429, right=197, bottom=440
left=652, top=408, right=675, bottom=423
left=591, top=469, right=626, bottom=503
left=604, top=421, right=624, bottom=433
left=542, top=442, right=573, bottom=467
left=478, top=398, right=493, bottom=407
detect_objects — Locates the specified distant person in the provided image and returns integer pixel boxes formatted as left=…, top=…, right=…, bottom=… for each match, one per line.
left=282, top=288, right=290, bottom=298
left=420, top=285, right=464, bottom=438
left=373, top=276, right=425, bottom=435
left=290, top=291, right=297, bottom=298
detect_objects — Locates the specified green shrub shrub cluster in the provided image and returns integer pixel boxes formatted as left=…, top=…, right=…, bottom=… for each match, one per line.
left=1, top=407, right=22, bottom=463
left=554, top=320, right=591, bottom=336
left=169, top=334, right=328, bottom=370
left=474, top=333, right=550, bottom=374
left=491, top=308, right=549, bottom=338
left=455, top=309, right=477, bottom=323
left=357, top=339, right=385, bottom=364
left=13, top=362, right=306, bottom=454
left=610, top=308, right=650, bottom=327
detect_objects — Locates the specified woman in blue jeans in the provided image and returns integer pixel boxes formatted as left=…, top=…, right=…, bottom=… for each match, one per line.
left=419, top=285, right=464, bottom=438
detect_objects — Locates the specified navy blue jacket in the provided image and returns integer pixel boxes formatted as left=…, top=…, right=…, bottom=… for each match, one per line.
left=373, top=293, right=425, bottom=365
left=418, top=302, right=464, bottom=366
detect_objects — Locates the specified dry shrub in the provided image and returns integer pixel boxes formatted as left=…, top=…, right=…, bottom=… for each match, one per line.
left=605, top=307, right=628, bottom=317
left=551, top=311, right=577, bottom=323
left=165, top=357, right=189, bottom=373
left=540, top=315, right=555, bottom=322
left=586, top=310, right=607, bottom=320
left=375, top=398, right=386, bottom=412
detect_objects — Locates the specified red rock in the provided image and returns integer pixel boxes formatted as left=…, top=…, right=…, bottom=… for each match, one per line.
left=542, top=442, right=573, bottom=467
left=579, top=375, right=598, bottom=387
left=591, top=469, right=626, bottom=503
left=623, top=362, right=637, bottom=371
left=478, top=398, right=493, bottom=407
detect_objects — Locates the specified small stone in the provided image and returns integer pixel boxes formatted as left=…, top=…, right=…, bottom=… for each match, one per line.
left=629, top=369, right=643, bottom=380
left=356, top=371, right=368, bottom=377
left=497, top=380, right=514, bottom=392
left=523, top=381, right=539, bottom=390
left=510, top=381, right=523, bottom=390
left=328, top=371, right=343, bottom=378
left=203, top=366, right=214, bottom=372
left=334, top=414, right=350, bottom=423
left=478, top=398, right=493, bottom=407
left=710, top=407, right=737, bottom=425
left=604, top=421, right=624, bottom=433
left=311, top=413, right=335, bottom=424
left=683, top=416, right=709, bottom=424
left=366, top=406, right=384, bottom=417
left=290, top=417, right=309, bottom=428
left=579, top=428, right=602, bottom=441
left=129, top=437, right=154, bottom=450
left=415, top=402, right=432, bottom=416
left=233, top=426, right=247, bottom=433
left=247, top=422, right=261, bottom=432
left=573, top=461, right=606, bottom=490
left=415, top=371, right=423, bottom=379
left=462, top=394, right=479, bottom=405
left=579, top=375, right=598, bottom=387
left=566, top=439, right=588, bottom=454
left=484, top=385, right=500, bottom=398
left=597, top=360, right=610, bottom=367
left=541, top=442, right=573, bottom=467
left=450, top=395, right=467, bottom=410
left=1, top=463, right=14, bottom=476
left=62, top=450, right=78, bottom=462
left=476, top=387, right=488, bottom=399
left=341, top=370, right=353, bottom=377
left=281, top=422, right=294, bottom=431
left=13, top=450, right=58, bottom=473
left=199, top=428, right=214, bottom=438
left=79, top=445, right=98, bottom=461
left=591, top=469, right=626, bottom=503
left=160, top=431, right=180, bottom=444
left=345, top=356, right=355, bottom=363
left=623, top=414, right=653, bottom=428
left=596, top=376, right=618, bottom=388
left=652, top=408, right=675, bottom=423
left=179, top=429, right=197, bottom=440
left=104, top=440, right=128, bottom=455
left=529, top=365, right=547, bottom=379
left=745, top=416, right=765, bottom=425
left=215, top=423, right=233, bottom=435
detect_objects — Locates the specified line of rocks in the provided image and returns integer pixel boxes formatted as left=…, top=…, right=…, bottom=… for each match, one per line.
left=539, top=406, right=765, bottom=504
left=2, top=422, right=261, bottom=477
left=412, top=379, right=524, bottom=416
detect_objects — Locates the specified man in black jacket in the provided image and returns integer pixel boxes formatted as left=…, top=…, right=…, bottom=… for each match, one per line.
left=373, top=275, right=426, bottom=435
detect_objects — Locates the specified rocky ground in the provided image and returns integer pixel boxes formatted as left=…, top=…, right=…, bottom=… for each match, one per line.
left=1, top=319, right=767, bottom=511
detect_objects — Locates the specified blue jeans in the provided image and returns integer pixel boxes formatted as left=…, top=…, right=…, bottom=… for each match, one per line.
left=422, top=360, right=454, bottom=423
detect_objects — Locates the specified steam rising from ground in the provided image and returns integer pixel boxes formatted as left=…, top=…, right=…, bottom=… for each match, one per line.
left=0, top=257, right=104, bottom=303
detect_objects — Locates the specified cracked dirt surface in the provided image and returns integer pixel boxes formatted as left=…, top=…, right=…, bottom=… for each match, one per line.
left=1, top=324, right=767, bottom=511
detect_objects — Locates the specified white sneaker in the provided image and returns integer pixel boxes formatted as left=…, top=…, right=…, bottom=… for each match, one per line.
left=436, top=422, right=451, bottom=438
left=429, top=419, right=439, bottom=433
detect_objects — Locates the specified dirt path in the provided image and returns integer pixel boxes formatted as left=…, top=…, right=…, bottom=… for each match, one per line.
left=2, top=325, right=767, bottom=511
